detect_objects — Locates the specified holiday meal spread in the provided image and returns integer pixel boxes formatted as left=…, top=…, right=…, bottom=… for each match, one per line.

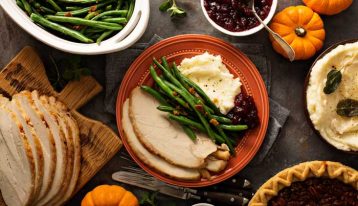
left=250, top=161, right=358, bottom=206
left=306, top=42, right=358, bottom=151
left=122, top=52, right=259, bottom=180
left=0, top=91, right=81, bottom=206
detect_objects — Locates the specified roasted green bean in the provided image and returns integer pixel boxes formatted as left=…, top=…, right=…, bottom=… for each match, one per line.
left=31, top=13, right=94, bottom=43
left=46, top=15, right=123, bottom=30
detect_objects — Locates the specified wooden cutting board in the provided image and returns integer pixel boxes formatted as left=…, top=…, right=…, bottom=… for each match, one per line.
left=0, top=46, right=122, bottom=205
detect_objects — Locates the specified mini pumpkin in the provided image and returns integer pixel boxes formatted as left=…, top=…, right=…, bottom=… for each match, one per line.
left=269, top=5, right=325, bottom=60
left=303, top=0, right=353, bottom=15
left=81, top=185, right=139, bottom=206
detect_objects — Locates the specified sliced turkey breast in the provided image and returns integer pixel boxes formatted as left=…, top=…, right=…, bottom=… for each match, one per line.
left=129, top=87, right=217, bottom=169
left=53, top=102, right=81, bottom=203
left=31, top=91, right=68, bottom=206
left=13, top=91, right=57, bottom=202
left=122, top=100, right=201, bottom=180
left=9, top=97, right=44, bottom=203
left=0, top=134, right=25, bottom=206
left=43, top=96, right=75, bottom=206
left=0, top=96, right=35, bottom=206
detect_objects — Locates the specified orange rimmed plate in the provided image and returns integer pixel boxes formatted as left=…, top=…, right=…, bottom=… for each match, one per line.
left=116, top=34, right=269, bottom=187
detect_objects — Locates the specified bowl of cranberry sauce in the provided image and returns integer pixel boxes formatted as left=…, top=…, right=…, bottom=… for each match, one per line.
left=201, top=0, right=277, bottom=36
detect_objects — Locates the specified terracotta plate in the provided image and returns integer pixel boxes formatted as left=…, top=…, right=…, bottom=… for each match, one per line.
left=116, top=34, right=270, bottom=187
left=304, top=39, right=358, bottom=154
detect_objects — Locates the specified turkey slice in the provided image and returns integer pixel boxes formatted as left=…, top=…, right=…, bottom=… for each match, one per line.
left=44, top=96, right=76, bottom=206
left=7, top=97, right=44, bottom=203
left=53, top=101, right=81, bottom=203
left=122, top=100, right=201, bottom=180
left=0, top=134, right=26, bottom=206
left=0, top=95, right=35, bottom=206
left=31, top=91, right=68, bottom=206
left=13, top=91, right=56, bottom=202
left=129, top=87, right=217, bottom=169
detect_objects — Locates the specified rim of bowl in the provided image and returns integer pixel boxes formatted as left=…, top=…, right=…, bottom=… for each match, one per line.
left=200, top=0, right=278, bottom=36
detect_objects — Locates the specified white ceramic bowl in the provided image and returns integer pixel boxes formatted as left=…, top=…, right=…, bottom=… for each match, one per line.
left=201, top=0, right=277, bottom=36
left=0, top=0, right=150, bottom=55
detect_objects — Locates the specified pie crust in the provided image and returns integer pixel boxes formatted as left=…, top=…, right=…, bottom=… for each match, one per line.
left=249, top=161, right=358, bottom=206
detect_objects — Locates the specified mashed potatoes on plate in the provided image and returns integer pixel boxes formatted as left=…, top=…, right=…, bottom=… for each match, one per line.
left=178, top=52, right=242, bottom=115
left=306, top=42, right=358, bottom=151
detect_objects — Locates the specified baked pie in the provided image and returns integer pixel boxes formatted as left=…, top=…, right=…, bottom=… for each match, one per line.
left=249, top=161, right=358, bottom=206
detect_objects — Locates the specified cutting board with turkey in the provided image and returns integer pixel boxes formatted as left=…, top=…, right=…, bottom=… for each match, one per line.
left=0, top=46, right=122, bottom=206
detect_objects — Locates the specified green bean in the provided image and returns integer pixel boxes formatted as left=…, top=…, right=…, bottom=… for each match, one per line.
left=91, top=10, right=128, bottom=21
left=172, top=62, right=190, bottom=89
left=20, top=0, right=33, bottom=15
left=182, top=125, right=197, bottom=141
left=30, top=13, right=94, bottom=43
left=45, top=15, right=123, bottom=30
left=168, top=114, right=205, bottom=132
left=154, top=60, right=217, bottom=140
left=141, top=85, right=170, bottom=106
left=161, top=56, right=173, bottom=75
left=96, top=30, right=113, bottom=44
left=65, top=6, right=82, bottom=10
left=58, top=0, right=107, bottom=4
left=102, top=17, right=127, bottom=23
left=84, top=28, right=105, bottom=34
left=47, top=0, right=62, bottom=12
left=105, top=5, right=112, bottom=11
left=202, top=103, right=234, bottom=152
left=219, top=125, right=248, bottom=131
left=16, top=0, right=25, bottom=10
left=157, top=105, right=174, bottom=113
left=127, top=0, right=134, bottom=19
left=149, top=66, right=190, bottom=110
left=212, top=115, right=232, bottom=124
left=174, top=63, right=222, bottom=115
left=160, top=77, right=216, bottom=140
left=168, top=114, right=226, bottom=143
left=32, top=2, right=56, bottom=14
left=116, top=0, right=123, bottom=10
left=55, top=0, right=114, bottom=16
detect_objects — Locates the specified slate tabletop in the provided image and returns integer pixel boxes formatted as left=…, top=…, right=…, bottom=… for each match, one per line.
left=0, top=0, right=357, bottom=205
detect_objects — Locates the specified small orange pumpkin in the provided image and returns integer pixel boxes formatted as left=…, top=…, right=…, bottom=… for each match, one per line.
left=303, top=0, right=353, bottom=15
left=269, top=5, right=326, bottom=60
left=81, top=185, right=139, bottom=206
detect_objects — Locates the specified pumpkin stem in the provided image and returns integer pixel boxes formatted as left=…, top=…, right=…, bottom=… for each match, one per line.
left=295, top=27, right=307, bottom=37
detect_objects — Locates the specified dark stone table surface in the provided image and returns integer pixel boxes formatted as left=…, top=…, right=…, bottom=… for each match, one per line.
left=0, top=0, right=357, bottom=205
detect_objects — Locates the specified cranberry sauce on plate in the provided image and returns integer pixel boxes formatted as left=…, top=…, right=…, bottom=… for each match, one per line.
left=203, top=0, right=273, bottom=32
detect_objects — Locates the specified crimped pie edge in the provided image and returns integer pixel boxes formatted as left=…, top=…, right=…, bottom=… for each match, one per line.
left=249, top=161, right=358, bottom=206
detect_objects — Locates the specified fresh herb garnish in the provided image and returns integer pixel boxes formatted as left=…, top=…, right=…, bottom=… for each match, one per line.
left=323, top=69, right=342, bottom=94
left=139, top=191, right=158, bottom=206
left=47, top=55, right=91, bottom=91
left=337, top=99, right=358, bottom=117
left=159, top=0, right=186, bottom=18
left=159, top=0, right=171, bottom=11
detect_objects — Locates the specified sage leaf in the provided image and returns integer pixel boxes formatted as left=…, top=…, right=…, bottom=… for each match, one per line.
left=323, top=69, right=342, bottom=94
left=337, top=99, right=358, bottom=117
left=159, top=0, right=171, bottom=12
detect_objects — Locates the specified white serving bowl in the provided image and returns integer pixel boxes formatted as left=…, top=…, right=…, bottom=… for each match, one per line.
left=0, top=0, right=150, bottom=55
left=200, top=0, right=277, bottom=36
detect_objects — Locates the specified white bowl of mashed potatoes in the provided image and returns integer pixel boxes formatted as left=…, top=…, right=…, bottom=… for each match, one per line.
left=306, top=40, right=358, bottom=152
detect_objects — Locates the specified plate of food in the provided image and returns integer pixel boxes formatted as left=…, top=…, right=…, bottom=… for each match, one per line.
left=305, top=39, right=358, bottom=153
left=116, top=34, right=269, bottom=187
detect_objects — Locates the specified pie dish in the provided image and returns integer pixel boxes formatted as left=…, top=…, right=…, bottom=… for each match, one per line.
left=250, top=161, right=358, bottom=206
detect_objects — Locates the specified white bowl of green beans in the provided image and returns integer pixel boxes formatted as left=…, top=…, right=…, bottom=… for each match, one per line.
left=0, top=0, right=150, bottom=55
